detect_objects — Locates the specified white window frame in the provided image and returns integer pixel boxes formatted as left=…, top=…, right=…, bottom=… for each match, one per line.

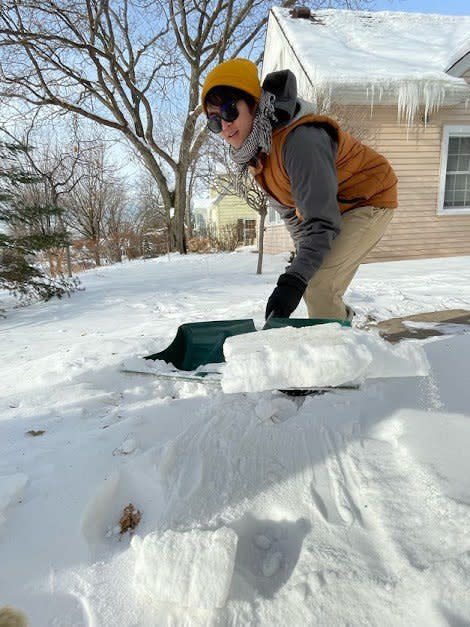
left=266, top=203, right=283, bottom=226
left=239, top=217, right=257, bottom=244
left=437, top=125, right=470, bottom=216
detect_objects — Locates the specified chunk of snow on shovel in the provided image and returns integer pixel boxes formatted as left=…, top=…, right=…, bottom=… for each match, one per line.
left=222, top=323, right=429, bottom=394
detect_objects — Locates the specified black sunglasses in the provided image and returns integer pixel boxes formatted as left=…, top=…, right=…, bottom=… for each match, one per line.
left=206, top=100, right=239, bottom=134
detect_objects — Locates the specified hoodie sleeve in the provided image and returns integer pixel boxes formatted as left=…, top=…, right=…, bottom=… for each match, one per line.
left=281, top=124, right=341, bottom=285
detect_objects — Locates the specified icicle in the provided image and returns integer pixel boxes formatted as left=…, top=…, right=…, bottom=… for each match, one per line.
left=304, top=73, right=468, bottom=129
left=396, top=80, right=452, bottom=129
left=369, top=84, right=375, bottom=116
left=305, top=78, right=332, bottom=115
left=422, top=81, right=446, bottom=124
left=397, top=81, right=421, bottom=128
left=376, top=84, right=384, bottom=106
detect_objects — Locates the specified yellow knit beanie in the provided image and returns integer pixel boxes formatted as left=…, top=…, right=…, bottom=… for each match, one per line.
left=201, top=59, right=261, bottom=113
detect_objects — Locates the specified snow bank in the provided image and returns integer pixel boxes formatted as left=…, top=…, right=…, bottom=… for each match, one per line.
left=132, top=527, right=238, bottom=610
left=3, top=251, right=470, bottom=626
left=221, top=323, right=429, bottom=393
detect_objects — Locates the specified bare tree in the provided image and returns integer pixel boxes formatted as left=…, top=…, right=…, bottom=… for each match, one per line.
left=65, top=142, right=124, bottom=266
left=102, top=179, right=131, bottom=262
left=135, top=171, right=171, bottom=255
left=16, top=118, right=92, bottom=277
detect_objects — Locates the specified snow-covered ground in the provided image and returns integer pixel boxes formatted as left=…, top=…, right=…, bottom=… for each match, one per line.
left=1, top=250, right=470, bottom=626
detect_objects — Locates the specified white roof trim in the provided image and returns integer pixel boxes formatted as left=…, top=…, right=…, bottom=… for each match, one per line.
left=447, top=50, right=470, bottom=77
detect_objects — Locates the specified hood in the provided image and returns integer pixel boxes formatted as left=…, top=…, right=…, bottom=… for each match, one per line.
left=262, top=69, right=298, bottom=125
left=262, top=69, right=316, bottom=127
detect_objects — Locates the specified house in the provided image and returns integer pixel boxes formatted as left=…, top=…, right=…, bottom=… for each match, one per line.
left=191, top=197, right=210, bottom=232
left=208, top=182, right=258, bottom=245
left=261, top=7, right=470, bottom=262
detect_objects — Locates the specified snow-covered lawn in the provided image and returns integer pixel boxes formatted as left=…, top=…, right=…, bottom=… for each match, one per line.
left=2, top=251, right=470, bottom=626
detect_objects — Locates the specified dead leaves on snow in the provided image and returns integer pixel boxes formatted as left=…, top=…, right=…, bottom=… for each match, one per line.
left=119, top=503, right=142, bottom=534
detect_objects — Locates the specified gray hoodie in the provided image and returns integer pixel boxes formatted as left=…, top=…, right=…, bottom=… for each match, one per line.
left=262, top=70, right=341, bottom=285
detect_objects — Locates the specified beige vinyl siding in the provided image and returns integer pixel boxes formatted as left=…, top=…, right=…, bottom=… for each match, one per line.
left=264, top=223, right=295, bottom=255
left=264, top=101, right=470, bottom=262
left=363, top=102, right=470, bottom=262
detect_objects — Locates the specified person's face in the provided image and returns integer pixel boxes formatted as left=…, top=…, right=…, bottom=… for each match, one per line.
left=206, top=99, right=256, bottom=149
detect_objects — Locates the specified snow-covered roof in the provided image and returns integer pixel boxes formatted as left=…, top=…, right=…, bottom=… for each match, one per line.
left=263, top=8, right=470, bottom=124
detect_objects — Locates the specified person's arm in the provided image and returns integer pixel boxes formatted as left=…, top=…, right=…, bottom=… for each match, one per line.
left=282, top=124, right=340, bottom=284
left=264, top=124, right=340, bottom=319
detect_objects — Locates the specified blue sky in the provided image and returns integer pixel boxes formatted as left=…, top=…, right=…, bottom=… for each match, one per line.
left=371, top=0, right=469, bottom=15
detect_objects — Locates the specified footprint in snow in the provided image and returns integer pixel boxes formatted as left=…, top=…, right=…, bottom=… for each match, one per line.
left=228, top=513, right=311, bottom=600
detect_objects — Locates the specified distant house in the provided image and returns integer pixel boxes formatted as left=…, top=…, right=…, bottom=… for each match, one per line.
left=208, top=182, right=258, bottom=244
left=191, top=197, right=210, bottom=232
left=262, top=8, right=470, bottom=261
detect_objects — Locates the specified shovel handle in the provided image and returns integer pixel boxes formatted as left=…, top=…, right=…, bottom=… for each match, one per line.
left=262, top=311, right=274, bottom=330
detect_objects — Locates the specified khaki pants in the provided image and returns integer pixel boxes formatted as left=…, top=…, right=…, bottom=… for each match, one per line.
left=303, top=206, right=393, bottom=320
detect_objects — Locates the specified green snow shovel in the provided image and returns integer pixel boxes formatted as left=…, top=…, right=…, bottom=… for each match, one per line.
left=121, top=317, right=353, bottom=391
left=144, top=317, right=350, bottom=373
left=144, top=318, right=257, bottom=371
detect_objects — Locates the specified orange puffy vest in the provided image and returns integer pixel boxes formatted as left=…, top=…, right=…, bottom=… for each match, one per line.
left=253, top=114, right=398, bottom=219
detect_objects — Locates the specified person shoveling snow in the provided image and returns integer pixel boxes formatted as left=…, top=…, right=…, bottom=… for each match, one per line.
left=201, top=58, right=397, bottom=323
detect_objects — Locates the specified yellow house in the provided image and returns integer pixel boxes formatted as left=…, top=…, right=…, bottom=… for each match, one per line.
left=208, top=186, right=258, bottom=244
left=262, top=8, right=470, bottom=262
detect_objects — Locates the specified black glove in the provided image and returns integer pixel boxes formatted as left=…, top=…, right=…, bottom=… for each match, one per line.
left=265, top=273, right=306, bottom=320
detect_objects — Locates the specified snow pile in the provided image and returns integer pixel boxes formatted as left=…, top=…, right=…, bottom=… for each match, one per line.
left=132, top=527, right=238, bottom=609
left=222, top=323, right=429, bottom=393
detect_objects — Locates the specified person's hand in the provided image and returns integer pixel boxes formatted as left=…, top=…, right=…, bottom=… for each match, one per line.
left=265, top=273, right=306, bottom=320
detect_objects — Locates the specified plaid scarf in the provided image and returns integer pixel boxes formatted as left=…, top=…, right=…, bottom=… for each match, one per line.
left=229, top=90, right=277, bottom=196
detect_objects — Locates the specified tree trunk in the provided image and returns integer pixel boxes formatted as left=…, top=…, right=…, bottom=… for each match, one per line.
left=167, top=220, right=173, bottom=255
left=257, top=210, right=266, bottom=275
left=93, top=240, right=101, bottom=266
left=65, top=243, right=73, bottom=277
left=57, top=213, right=73, bottom=277
left=58, top=250, right=64, bottom=274
left=48, top=251, right=56, bottom=277
left=174, top=172, right=188, bottom=254
left=186, top=204, right=194, bottom=239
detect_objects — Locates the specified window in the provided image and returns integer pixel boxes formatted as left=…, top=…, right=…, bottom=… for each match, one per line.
left=267, top=203, right=283, bottom=225
left=438, top=126, right=470, bottom=215
left=236, top=218, right=257, bottom=244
